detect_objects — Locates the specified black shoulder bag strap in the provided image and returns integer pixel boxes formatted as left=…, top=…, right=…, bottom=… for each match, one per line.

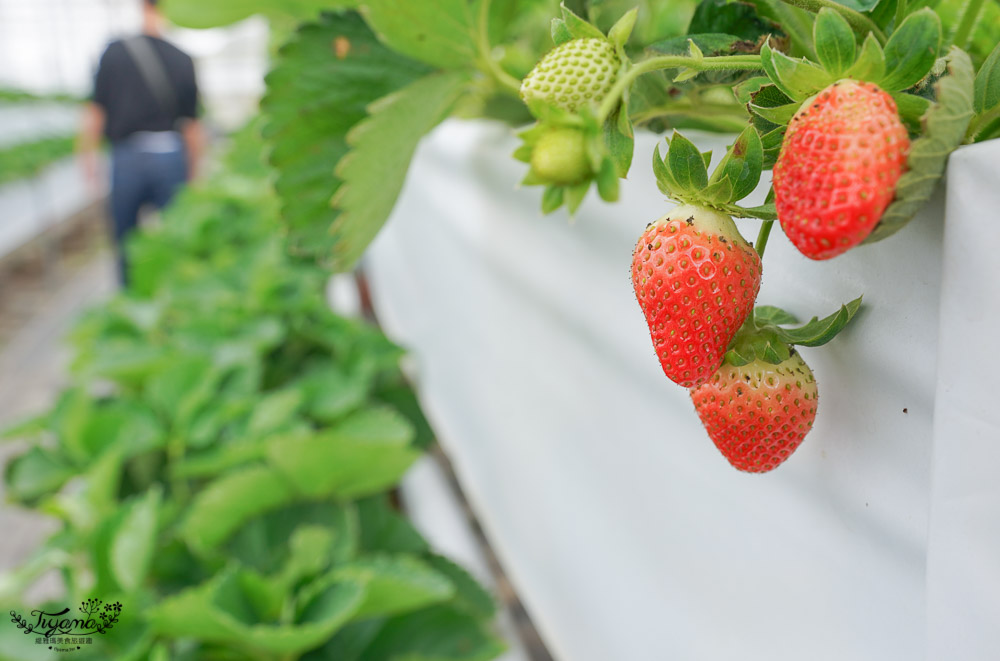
left=122, top=35, right=178, bottom=120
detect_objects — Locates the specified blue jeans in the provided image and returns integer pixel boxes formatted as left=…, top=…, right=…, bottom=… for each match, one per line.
left=109, top=133, right=188, bottom=285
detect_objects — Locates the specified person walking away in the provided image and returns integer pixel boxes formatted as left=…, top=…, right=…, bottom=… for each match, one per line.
left=78, top=0, right=204, bottom=286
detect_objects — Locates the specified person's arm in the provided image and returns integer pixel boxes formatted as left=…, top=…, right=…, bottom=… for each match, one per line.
left=180, top=119, right=205, bottom=181
left=77, top=102, right=106, bottom=191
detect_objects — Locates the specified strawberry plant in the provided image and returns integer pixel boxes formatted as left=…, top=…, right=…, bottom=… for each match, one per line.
left=0, top=127, right=503, bottom=661
left=155, top=0, right=1000, bottom=474
left=0, top=136, right=76, bottom=186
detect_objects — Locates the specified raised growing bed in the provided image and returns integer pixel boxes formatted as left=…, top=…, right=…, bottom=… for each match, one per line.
left=364, top=120, right=1000, bottom=661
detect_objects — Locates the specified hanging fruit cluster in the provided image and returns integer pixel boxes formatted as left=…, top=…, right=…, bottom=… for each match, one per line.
left=512, top=4, right=973, bottom=472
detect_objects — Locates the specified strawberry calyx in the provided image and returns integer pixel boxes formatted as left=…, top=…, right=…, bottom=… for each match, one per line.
left=724, top=297, right=863, bottom=366
left=514, top=108, right=621, bottom=213
left=653, top=127, right=775, bottom=221
left=750, top=8, right=942, bottom=134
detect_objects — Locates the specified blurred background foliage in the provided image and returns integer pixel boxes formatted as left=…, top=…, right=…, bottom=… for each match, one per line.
left=0, top=125, right=503, bottom=661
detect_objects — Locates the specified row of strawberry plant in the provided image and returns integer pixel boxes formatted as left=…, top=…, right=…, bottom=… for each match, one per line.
left=0, top=135, right=76, bottom=186
left=0, top=126, right=504, bottom=661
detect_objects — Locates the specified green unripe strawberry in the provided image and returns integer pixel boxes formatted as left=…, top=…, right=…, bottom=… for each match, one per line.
left=530, top=127, right=591, bottom=184
left=520, top=38, right=620, bottom=113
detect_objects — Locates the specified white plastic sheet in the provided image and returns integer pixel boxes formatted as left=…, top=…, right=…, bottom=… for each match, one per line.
left=0, top=158, right=104, bottom=258
left=926, top=140, right=1000, bottom=661
left=364, top=120, right=997, bottom=661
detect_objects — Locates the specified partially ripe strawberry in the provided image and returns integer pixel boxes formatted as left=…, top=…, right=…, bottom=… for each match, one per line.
left=772, top=80, right=909, bottom=260
left=520, top=38, right=620, bottom=113
left=631, top=204, right=761, bottom=388
left=530, top=127, right=591, bottom=184
left=690, top=353, right=818, bottom=473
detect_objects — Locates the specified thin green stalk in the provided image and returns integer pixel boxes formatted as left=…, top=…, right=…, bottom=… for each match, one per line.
left=779, top=0, right=887, bottom=44
left=755, top=220, right=775, bottom=258
left=475, top=0, right=522, bottom=96
left=631, top=103, right=750, bottom=125
left=597, top=54, right=764, bottom=123
left=950, top=0, right=987, bottom=49
left=894, top=0, right=908, bottom=30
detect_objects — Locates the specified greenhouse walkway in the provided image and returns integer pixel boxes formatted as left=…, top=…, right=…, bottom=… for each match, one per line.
left=0, top=244, right=115, bottom=600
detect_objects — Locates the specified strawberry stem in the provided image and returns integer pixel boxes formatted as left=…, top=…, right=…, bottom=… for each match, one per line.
left=475, top=0, right=522, bottom=95
left=596, top=54, right=764, bottom=124
left=949, top=0, right=987, bottom=49
left=754, top=219, right=774, bottom=259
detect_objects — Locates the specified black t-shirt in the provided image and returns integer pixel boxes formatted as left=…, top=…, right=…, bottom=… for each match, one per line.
left=93, top=35, right=199, bottom=143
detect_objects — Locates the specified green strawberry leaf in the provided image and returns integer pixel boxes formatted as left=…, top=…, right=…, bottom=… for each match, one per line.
left=748, top=83, right=793, bottom=118
left=813, top=8, right=856, bottom=78
left=868, top=0, right=901, bottom=31
left=748, top=100, right=799, bottom=125
left=541, top=185, right=565, bottom=214
left=608, top=8, right=638, bottom=51
left=703, top=175, right=735, bottom=203
left=733, top=76, right=773, bottom=104
left=332, top=554, right=455, bottom=619
left=148, top=568, right=365, bottom=654
left=565, top=181, right=591, bottom=213
left=331, top=70, right=470, bottom=271
left=267, top=407, right=420, bottom=501
left=754, top=306, right=799, bottom=325
left=724, top=343, right=757, bottom=367
left=262, top=13, right=432, bottom=262
left=356, top=605, right=505, bottom=661
left=974, top=41, right=1000, bottom=113
left=747, top=84, right=791, bottom=166
left=605, top=105, right=634, bottom=177
left=423, top=554, right=497, bottom=618
left=558, top=3, right=607, bottom=40
left=759, top=338, right=791, bottom=364
left=772, top=296, right=864, bottom=346
left=844, top=33, right=886, bottom=82
left=727, top=298, right=862, bottom=365
left=181, top=466, right=296, bottom=555
left=362, top=0, right=478, bottom=69
left=891, top=92, right=932, bottom=131
left=4, top=445, right=74, bottom=504
left=110, top=487, right=162, bottom=593
left=747, top=0, right=815, bottom=59
left=878, top=8, right=941, bottom=92
left=687, top=0, right=785, bottom=42
left=596, top=158, right=621, bottom=202
left=652, top=142, right=679, bottom=195
left=706, top=125, right=764, bottom=204
left=832, top=0, right=880, bottom=11
left=761, top=43, right=833, bottom=101
left=163, top=0, right=353, bottom=29
left=666, top=131, right=710, bottom=192
left=865, top=47, right=974, bottom=244
left=551, top=18, right=574, bottom=45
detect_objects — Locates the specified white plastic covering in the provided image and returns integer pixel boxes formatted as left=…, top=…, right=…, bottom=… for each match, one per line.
left=364, top=120, right=999, bottom=661
left=926, top=139, right=1000, bottom=661
left=0, top=159, right=104, bottom=258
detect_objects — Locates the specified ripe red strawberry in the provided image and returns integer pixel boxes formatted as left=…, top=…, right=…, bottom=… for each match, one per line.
left=772, top=80, right=909, bottom=260
left=631, top=204, right=761, bottom=388
left=690, top=353, right=818, bottom=473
